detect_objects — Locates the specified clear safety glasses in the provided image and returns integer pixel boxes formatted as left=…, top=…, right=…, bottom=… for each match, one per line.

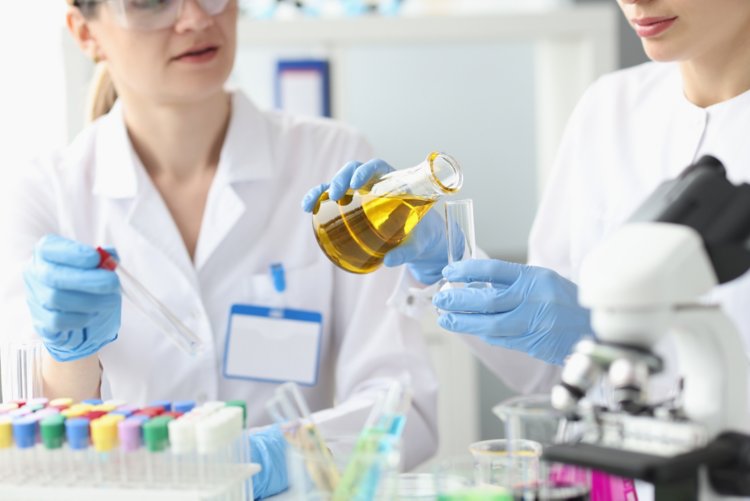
left=75, top=0, right=231, bottom=31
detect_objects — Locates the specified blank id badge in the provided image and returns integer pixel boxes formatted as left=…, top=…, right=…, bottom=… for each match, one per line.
left=223, top=305, right=323, bottom=386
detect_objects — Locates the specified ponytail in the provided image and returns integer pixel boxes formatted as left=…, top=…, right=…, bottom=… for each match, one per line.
left=86, top=62, right=118, bottom=123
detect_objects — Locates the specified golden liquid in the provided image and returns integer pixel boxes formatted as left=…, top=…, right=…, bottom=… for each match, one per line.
left=312, top=189, right=435, bottom=274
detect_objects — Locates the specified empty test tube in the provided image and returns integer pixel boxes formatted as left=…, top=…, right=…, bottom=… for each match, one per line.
left=169, top=415, right=198, bottom=486
left=66, top=418, right=91, bottom=484
left=144, top=415, right=174, bottom=485
left=91, top=415, right=125, bottom=484
left=0, top=417, right=12, bottom=482
left=97, top=247, right=203, bottom=356
left=12, top=416, right=38, bottom=482
left=119, top=416, right=148, bottom=484
left=41, top=415, right=66, bottom=483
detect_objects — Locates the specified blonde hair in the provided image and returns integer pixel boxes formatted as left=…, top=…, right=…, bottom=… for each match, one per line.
left=66, top=0, right=116, bottom=121
left=86, top=63, right=118, bottom=122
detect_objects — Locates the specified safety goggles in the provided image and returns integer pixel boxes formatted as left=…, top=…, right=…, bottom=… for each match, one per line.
left=72, top=0, right=231, bottom=31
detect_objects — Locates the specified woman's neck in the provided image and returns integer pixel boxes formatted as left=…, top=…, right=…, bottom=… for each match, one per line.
left=121, top=91, right=232, bottom=181
left=680, top=30, right=750, bottom=108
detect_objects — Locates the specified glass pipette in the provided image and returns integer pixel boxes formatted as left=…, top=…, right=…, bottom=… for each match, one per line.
left=96, top=248, right=203, bottom=356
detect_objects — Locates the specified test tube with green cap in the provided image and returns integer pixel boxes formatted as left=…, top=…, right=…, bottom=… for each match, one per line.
left=226, top=400, right=247, bottom=427
left=144, top=415, right=174, bottom=485
left=41, top=415, right=66, bottom=482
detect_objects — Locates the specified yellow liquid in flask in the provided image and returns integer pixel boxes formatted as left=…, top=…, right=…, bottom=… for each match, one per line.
left=312, top=189, right=435, bottom=274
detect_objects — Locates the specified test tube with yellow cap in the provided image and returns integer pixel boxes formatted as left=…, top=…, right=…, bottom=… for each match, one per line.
left=91, top=414, right=125, bottom=483
left=0, top=417, right=12, bottom=482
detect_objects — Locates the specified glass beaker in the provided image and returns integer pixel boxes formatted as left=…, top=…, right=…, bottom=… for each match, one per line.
left=493, top=395, right=632, bottom=501
left=492, top=394, right=564, bottom=447
left=433, top=456, right=512, bottom=501
left=286, top=434, right=400, bottom=501
left=468, top=439, right=542, bottom=489
left=311, top=152, right=463, bottom=274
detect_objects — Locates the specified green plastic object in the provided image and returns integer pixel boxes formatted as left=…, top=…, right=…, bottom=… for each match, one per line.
left=143, top=416, right=174, bottom=452
left=437, top=488, right=512, bottom=501
left=41, top=415, right=66, bottom=449
left=226, top=400, right=247, bottom=426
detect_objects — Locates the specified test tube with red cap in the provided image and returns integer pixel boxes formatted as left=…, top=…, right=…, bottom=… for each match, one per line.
left=96, top=247, right=203, bottom=356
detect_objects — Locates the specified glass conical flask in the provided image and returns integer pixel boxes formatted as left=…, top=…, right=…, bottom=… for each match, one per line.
left=311, top=152, right=463, bottom=274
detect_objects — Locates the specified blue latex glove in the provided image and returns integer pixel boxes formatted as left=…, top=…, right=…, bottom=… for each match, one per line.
left=23, top=234, right=121, bottom=362
left=432, top=259, right=591, bottom=366
left=250, top=425, right=289, bottom=499
left=301, top=159, right=448, bottom=285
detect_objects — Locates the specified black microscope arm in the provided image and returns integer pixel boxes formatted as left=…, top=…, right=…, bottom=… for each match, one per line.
left=628, top=155, right=750, bottom=284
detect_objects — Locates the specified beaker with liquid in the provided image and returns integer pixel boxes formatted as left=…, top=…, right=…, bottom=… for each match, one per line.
left=311, top=152, right=462, bottom=274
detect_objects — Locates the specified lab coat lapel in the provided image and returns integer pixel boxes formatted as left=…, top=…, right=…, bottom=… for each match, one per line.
left=127, top=181, right=198, bottom=287
left=192, top=92, right=274, bottom=271
left=93, top=102, right=199, bottom=289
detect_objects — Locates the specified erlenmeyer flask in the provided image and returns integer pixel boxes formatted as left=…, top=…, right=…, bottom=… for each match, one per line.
left=311, top=152, right=463, bottom=274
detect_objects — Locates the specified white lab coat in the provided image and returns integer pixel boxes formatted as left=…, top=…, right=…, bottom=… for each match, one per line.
left=0, top=91, right=438, bottom=470
left=468, top=62, right=750, bottom=400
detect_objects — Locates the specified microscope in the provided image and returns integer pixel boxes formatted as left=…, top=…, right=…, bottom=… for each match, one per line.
left=545, top=156, right=750, bottom=500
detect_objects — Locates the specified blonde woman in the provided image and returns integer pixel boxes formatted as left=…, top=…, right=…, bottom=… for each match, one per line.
left=0, top=1, right=438, bottom=498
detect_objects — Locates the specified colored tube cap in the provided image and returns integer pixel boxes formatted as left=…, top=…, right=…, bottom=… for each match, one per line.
left=91, top=417, right=119, bottom=452
left=173, top=400, right=196, bottom=414
left=0, top=403, right=19, bottom=414
left=41, top=415, right=66, bottom=449
left=0, top=418, right=12, bottom=448
left=226, top=400, right=247, bottom=427
left=134, top=407, right=164, bottom=418
left=111, top=405, right=138, bottom=418
left=143, top=416, right=174, bottom=453
left=118, top=418, right=143, bottom=453
left=147, top=400, right=172, bottom=412
left=82, top=399, right=103, bottom=405
left=49, top=397, right=73, bottom=409
left=66, top=418, right=90, bottom=450
left=12, top=417, right=38, bottom=449
left=84, top=410, right=108, bottom=421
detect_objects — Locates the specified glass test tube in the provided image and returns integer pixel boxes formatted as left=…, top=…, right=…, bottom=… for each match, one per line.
left=444, top=198, right=491, bottom=290
left=96, top=248, right=203, bottom=356
left=1, top=340, right=44, bottom=402
left=445, top=199, right=478, bottom=264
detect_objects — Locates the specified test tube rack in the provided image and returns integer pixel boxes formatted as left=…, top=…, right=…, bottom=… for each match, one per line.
left=0, top=398, right=259, bottom=501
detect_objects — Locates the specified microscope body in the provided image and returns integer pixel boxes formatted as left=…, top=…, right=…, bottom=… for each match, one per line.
left=546, top=157, right=750, bottom=500
left=581, top=222, right=748, bottom=440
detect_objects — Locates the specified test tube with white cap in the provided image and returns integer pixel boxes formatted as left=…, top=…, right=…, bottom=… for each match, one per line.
left=97, top=247, right=204, bottom=356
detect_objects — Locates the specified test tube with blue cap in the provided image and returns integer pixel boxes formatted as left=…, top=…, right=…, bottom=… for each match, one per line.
left=66, top=417, right=91, bottom=482
left=97, top=247, right=204, bottom=356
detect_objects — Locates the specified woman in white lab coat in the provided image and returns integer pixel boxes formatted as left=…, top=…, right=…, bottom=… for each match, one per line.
left=0, top=0, right=437, bottom=497
left=303, top=0, right=750, bottom=397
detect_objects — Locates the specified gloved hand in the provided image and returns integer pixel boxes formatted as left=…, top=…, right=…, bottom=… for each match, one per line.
left=432, top=259, right=591, bottom=366
left=301, top=159, right=448, bottom=285
left=23, top=234, right=121, bottom=362
left=250, top=425, right=289, bottom=499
